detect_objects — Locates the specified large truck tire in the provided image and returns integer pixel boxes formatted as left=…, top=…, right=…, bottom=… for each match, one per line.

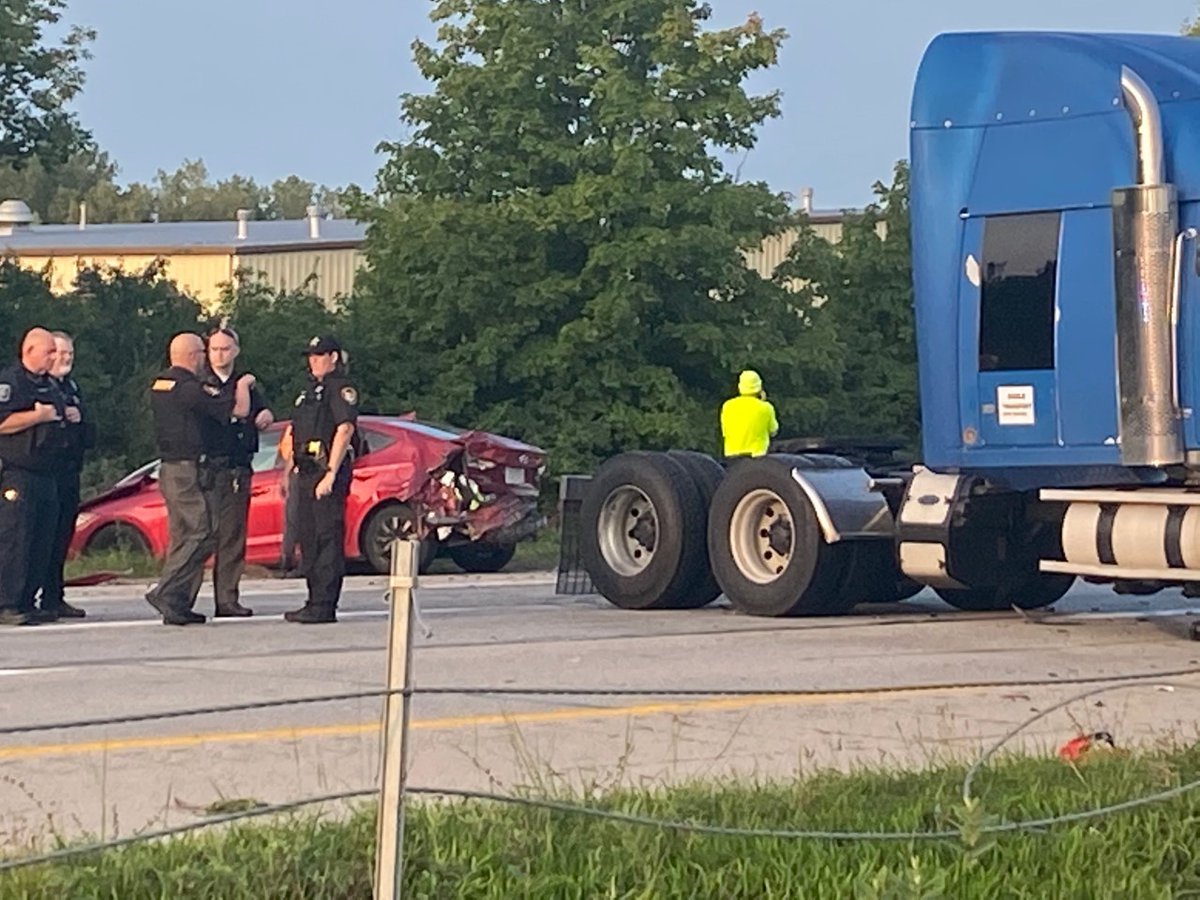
left=935, top=571, right=1074, bottom=612
left=665, top=449, right=726, bottom=608
left=580, top=451, right=709, bottom=610
left=707, top=455, right=850, bottom=617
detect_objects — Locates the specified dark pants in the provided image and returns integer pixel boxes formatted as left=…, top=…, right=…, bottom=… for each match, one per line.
left=0, top=467, right=58, bottom=613
left=147, top=461, right=218, bottom=614
left=40, top=466, right=81, bottom=608
left=212, top=466, right=252, bottom=610
left=281, top=468, right=302, bottom=572
left=296, top=467, right=348, bottom=612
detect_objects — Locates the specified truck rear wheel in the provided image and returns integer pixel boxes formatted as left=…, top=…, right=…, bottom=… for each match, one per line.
left=665, top=449, right=725, bottom=608
left=707, top=456, right=849, bottom=617
left=935, top=571, right=1074, bottom=611
left=580, top=452, right=708, bottom=610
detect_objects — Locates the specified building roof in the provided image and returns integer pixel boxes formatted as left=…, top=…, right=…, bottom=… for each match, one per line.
left=0, top=216, right=368, bottom=256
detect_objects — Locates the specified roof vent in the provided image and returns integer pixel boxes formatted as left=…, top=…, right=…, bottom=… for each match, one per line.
left=307, top=205, right=320, bottom=239
left=236, top=208, right=250, bottom=240
left=800, top=186, right=814, bottom=214
left=0, top=199, right=34, bottom=236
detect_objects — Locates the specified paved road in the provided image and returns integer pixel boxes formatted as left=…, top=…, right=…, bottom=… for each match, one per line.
left=2, top=573, right=1200, bottom=846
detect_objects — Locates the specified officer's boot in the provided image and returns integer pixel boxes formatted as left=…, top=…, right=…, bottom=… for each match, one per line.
left=42, top=599, right=85, bottom=619
left=215, top=600, right=253, bottom=618
left=284, top=604, right=336, bottom=624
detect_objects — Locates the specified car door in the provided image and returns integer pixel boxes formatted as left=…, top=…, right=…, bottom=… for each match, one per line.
left=245, top=427, right=285, bottom=563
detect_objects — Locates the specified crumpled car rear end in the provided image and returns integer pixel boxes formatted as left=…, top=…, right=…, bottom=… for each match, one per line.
left=411, top=428, right=546, bottom=545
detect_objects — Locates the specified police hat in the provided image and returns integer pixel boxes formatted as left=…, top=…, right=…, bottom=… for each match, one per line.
left=303, top=334, right=342, bottom=356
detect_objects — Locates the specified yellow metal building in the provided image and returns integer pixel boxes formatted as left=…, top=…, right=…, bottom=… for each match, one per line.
left=0, top=201, right=366, bottom=310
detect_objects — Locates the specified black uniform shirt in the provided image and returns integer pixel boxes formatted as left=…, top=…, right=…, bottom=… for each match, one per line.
left=0, top=362, right=68, bottom=472
left=204, top=367, right=267, bottom=468
left=52, top=375, right=96, bottom=473
left=291, top=372, right=359, bottom=472
left=149, top=366, right=235, bottom=462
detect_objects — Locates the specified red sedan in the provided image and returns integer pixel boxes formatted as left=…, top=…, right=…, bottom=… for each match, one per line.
left=69, top=415, right=547, bottom=573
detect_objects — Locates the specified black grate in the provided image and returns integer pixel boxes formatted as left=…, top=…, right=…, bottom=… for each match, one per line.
left=555, top=475, right=595, bottom=595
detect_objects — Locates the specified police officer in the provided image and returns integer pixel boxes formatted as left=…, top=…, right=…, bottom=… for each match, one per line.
left=204, top=325, right=273, bottom=617
left=280, top=335, right=359, bottom=624
left=36, top=331, right=95, bottom=619
left=144, top=332, right=254, bottom=626
left=0, top=328, right=69, bottom=626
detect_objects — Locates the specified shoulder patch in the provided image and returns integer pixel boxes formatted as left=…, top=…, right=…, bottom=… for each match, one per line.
left=151, top=379, right=176, bottom=392
left=341, top=386, right=358, bottom=406
left=0, top=383, right=10, bottom=403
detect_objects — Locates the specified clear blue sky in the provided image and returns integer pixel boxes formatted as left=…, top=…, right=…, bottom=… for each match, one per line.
left=69, top=0, right=1198, bottom=209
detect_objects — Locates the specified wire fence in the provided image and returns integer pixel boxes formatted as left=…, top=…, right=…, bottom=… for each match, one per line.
left=2, top=667, right=1200, bottom=874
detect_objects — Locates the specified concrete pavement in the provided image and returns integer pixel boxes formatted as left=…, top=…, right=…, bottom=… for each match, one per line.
left=1, top=573, right=1200, bottom=845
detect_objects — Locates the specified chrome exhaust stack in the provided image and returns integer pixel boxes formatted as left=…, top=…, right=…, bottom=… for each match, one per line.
left=1112, top=65, right=1182, bottom=466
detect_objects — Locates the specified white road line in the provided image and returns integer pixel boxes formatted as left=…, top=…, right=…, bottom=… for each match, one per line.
left=0, top=603, right=559, bottom=635
left=63, top=575, right=558, bottom=603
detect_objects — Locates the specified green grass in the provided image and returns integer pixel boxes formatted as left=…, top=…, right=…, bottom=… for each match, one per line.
left=64, top=525, right=561, bottom=586
left=63, top=548, right=161, bottom=582
left=8, top=746, right=1200, bottom=898
left=507, top=524, right=561, bottom=572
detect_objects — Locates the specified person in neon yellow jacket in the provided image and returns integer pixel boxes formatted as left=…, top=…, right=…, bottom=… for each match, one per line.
left=720, top=369, right=779, bottom=458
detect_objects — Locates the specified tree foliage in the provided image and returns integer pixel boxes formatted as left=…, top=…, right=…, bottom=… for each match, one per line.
left=0, top=260, right=205, bottom=489
left=775, top=162, right=918, bottom=448
left=0, top=0, right=94, bottom=168
left=350, top=0, right=842, bottom=473
left=210, top=276, right=345, bottom=410
left=0, top=155, right=357, bottom=224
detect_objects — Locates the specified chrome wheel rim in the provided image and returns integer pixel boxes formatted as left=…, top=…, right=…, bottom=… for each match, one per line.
left=729, top=489, right=793, bottom=584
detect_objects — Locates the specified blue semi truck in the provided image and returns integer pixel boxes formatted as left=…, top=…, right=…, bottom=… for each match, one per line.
left=579, top=31, right=1200, bottom=617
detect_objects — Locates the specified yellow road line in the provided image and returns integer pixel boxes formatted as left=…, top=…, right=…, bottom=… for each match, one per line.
left=0, top=688, right=958, bottom=761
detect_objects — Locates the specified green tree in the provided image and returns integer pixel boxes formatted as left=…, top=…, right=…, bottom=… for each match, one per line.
left=268, top=175, right=318, bottom=219
left=350, top=0, right=841, bottom=473
left=0, top=0, right=94, bottom=168
left=775, top=162, right=918, bottom=447
left=210, top=275, right=345, bottom=411
left=0, top=259, right=205, bottom=490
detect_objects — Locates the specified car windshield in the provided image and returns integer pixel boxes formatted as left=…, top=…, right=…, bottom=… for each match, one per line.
left=115, top=460, right=160, bottom=486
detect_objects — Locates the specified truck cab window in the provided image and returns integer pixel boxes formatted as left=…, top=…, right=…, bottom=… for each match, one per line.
left=978, top=212, right=1060, bottom=371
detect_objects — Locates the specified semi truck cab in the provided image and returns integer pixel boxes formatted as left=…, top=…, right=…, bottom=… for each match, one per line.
left=579, top=32, right=1200, bottom=617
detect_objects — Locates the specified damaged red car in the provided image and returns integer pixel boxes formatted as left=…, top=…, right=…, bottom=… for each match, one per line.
left=68, top=415, right=547, bottom=574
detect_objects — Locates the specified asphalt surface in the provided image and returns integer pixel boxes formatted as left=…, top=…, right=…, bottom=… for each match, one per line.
left=2, top=572, right=1200, bottom=846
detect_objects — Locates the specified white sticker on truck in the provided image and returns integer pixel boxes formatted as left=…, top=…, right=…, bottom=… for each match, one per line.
left=996, top=385, right=1035, bottom=426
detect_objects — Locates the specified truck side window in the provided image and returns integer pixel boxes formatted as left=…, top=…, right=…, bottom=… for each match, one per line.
left=978, top=212, right=1060, bottom=371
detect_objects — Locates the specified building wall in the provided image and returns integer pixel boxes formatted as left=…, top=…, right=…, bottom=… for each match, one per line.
left=232, top=248, right=366, bottom=306
left=743, top=220, right=885, bottom=282
left=11, top=253, right=234, bottom=307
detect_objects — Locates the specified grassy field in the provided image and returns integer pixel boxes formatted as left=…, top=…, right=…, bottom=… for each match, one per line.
left=64, top=524, right=564, bottom=585
left=6, top=746, right=1200, bottom=898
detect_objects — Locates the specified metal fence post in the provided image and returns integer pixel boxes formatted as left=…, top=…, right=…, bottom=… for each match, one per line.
left=374, top=538, right=418, bottom=900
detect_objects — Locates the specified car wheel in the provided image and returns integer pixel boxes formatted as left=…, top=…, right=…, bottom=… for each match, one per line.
left=448, top=542, right=517, bottom=574
left=363, top=503, right=436, bottom=575
left=85, top=522, right=152, bottom=556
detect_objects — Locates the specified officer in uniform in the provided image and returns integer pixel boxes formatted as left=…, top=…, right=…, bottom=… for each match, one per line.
left=144, top=332, right=254, bottom=626
left=0, top=328, right=70, bottom=626
left=37, top=331, right=95, bottom=619
left=280, top=335, right=359, bottom=624
left=204, top=325, right=273, bottom=617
